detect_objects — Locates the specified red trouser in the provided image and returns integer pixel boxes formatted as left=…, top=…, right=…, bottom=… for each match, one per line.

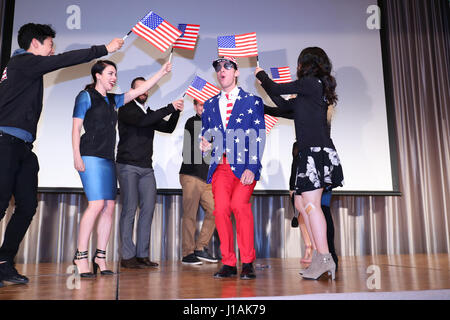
left=211, top=162, right=256, bottom=266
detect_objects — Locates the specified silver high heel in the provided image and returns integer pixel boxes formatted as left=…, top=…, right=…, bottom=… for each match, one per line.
left=301, top=251, right=336, bottom=280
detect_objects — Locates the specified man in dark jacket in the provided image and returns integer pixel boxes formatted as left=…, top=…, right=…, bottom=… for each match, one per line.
left=179, top=99, right=218, bottom=265
left=0, top=23, right=123, bottom=287
left=116, top=77, right=183, bottom=269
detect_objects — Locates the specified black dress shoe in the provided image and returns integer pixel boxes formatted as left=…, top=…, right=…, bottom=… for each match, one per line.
left=214, top=265, right=237, bottom=278
left=0, top=280, right=4, bottom=288
left=136, top=257, right=159, bottom=268
left=120, top=257, right=145, bottom=269
left=0, top=261, right=29, bottom=284
left=240, top=263, right=256, bottom=280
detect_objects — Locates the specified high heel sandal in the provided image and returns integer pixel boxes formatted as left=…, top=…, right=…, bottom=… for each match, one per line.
left=93, top=249, right=114, bottom=275
left=73, top=250, right=96, bottom=278
left=301, top=250, right=336, bottom=280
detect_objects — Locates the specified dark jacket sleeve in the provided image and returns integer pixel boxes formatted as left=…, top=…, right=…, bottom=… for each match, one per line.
left=119, top=103, right=177, bottom=128
left=256, top=70, right=301, bottom=96
left=20, top=45, right=108, bottom=78
left=264, top=97, right=295, bottom=119
left=155, top=108, right=180, bottom=133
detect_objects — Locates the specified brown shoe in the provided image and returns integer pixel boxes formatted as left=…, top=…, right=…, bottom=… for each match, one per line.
left=120, top=257, right=145, bottom=269
left=136, top=257, right=159, bottom=268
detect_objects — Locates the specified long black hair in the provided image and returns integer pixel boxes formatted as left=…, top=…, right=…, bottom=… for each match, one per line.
left=84, top=60, right=117, bottom=90
left=297, top=47, right=338, bottom=106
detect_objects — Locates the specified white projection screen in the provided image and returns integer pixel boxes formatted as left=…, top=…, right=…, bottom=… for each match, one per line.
left=8, top=0, right=398, bottom=194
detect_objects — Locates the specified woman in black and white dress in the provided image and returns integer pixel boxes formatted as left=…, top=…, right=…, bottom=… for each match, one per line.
left=255, top=47, right=344, bottom=280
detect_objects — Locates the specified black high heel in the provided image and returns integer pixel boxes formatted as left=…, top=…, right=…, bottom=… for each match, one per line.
left=93, top=249, right=114, bottom=275
left=73, top=250, right=96, bottom=278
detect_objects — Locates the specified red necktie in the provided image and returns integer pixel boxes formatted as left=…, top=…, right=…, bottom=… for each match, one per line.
left=225, top=93, right=233, bottom=128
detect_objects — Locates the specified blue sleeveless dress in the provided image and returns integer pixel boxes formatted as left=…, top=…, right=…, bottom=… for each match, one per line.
left=73, top=90, right=124, bottom=201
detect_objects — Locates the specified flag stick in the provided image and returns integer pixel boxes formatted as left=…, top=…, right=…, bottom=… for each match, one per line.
left=123, top=30, right=132, bottom=41
left=256, top=55, right=260, bottom=68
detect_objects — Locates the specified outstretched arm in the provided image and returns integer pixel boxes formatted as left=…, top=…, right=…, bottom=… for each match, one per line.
left=24, top=38, right=124, bottom=77
left=255, top=67, right=301, bottom=96
left=155, top=99, right=184, bottom=133
left=123, top=62, right=172, bottom=104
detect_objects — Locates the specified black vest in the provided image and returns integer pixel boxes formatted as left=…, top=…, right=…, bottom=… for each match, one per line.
left=79, top=89, right=117, bottom=160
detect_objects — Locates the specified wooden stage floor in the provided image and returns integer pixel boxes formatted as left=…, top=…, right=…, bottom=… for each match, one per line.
left=0, top=254, right=449, bottom=300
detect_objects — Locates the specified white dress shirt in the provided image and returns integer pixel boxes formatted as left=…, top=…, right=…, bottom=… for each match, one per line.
left=134, top=99, right=148, bottom=114
left=218, top=86, right=240, bottom=129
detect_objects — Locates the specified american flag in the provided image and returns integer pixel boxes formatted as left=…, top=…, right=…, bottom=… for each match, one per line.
left=217, top=32, right=258, bottom=57
left=264, top=114, right=278, bottom=134
left=185, top=75, right=220, bottom=103
left=270, top=67, right=292, bottom=83
left=131, top=11, right=182, bottom=52
left=172, top=24, right=200, bottom=50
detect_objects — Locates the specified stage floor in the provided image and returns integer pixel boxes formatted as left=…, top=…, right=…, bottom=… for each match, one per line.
left=0, top=254, right=449, bottom=300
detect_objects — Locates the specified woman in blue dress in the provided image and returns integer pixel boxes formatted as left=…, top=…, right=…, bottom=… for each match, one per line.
left=71, top=59, right=175, bottom=277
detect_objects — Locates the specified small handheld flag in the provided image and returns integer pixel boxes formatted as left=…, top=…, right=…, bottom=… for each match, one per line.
left=173, top=24, right=200, bottom=50
left=217, top=32, right=258, bottom=57
left=129, top=11, right=182, bottom=52
left=270, top=67, right=292, bottom=83
left=185, top=75, right=220, bottom=103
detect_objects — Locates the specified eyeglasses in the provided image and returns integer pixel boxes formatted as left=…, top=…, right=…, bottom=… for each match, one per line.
left=214, top=61, right=235, bottom=72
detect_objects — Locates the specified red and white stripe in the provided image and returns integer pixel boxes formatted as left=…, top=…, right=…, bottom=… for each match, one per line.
left=1, top=68, right=7, bottom=83
left=225, top=94, right=233, bottom=128
left=185, top=82, right=220, bottom=103
left=218, top=32, right=258, bottom=57
left=264, top=114, right=278, bottom=134
left=132, top=20, right=181, bottom=52
left=173, top=24, right=200, bottom=50
left=273, top=67, right=292, bottom=83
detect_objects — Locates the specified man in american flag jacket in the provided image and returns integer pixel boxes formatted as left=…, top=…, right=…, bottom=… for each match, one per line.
left=201, top=57, right=266, bottom=280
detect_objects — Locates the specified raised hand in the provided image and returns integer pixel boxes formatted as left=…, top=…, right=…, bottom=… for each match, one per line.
left=160, top=61, right=173, bottom=76
left=172, top=98, right=184, bottom=111
left=106, top=38, right=124, bottom=53
left=254, top=67, right=264, bottom=76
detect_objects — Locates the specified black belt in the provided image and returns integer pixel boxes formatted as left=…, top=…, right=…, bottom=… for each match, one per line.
left=0, top=131, right=34, bottom=149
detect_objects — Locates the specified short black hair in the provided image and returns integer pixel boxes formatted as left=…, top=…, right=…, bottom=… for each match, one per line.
left=18, top=23, right=56, bottom=50
left=131, top=77, right=146, bottom=89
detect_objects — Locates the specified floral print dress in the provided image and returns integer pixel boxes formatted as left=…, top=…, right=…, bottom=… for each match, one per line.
left=293, top=146, right=344, bottom=194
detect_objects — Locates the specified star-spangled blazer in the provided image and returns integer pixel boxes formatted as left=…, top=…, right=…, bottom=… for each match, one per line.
left=202, top=87, right=266, bottom=184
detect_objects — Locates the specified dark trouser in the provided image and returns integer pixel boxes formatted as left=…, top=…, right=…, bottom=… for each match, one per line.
left=0, top=133, right=39, bottom=263
left=116, top=163, right=157, bottom=260
left=322, top=204, right=338, bottom=269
